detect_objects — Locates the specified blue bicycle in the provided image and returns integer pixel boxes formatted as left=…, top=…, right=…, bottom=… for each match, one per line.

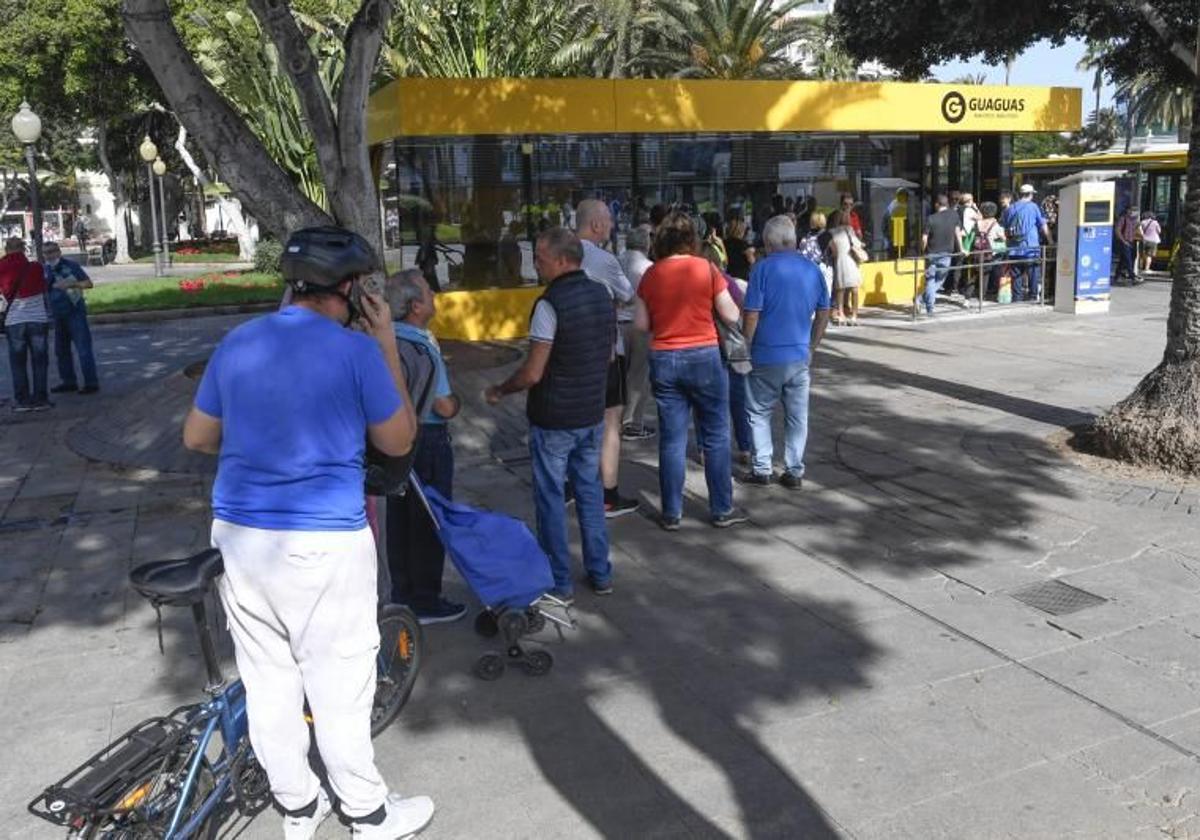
left=29, top=548, right=422, bottom=838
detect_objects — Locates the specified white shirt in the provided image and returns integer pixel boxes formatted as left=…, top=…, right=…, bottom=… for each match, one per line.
left=580, top=239, right=630, bottom=354
left=618, top=249, right=653, bottom=295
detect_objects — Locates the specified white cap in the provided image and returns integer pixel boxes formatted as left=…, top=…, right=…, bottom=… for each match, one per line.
left=1018, top=183, right=1036, bottom=195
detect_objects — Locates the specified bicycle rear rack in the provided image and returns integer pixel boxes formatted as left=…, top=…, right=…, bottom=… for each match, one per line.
left=28, top=706, right=196, bottom=827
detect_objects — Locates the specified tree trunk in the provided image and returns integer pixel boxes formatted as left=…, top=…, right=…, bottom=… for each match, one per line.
left=122, top=0, right=330, bottom=240
left=1093, top=79, right=1200, bottom=473
left=96, top=124, right=132, bottom=264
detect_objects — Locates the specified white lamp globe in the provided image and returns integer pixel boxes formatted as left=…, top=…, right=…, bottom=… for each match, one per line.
left=139, top=135, right=158, bottom=163
left=11, top=101, right=41, bottom=145
left=152, top=158, right=166, bottom=177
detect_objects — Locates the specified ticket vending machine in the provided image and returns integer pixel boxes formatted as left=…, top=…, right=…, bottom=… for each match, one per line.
left=1051, top=171, right=1122, bottom=315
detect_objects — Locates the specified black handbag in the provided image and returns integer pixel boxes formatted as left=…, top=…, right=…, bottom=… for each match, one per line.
left=709, top=264, right=751, bottom=374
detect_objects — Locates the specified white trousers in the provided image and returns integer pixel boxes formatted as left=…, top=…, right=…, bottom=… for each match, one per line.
left=212, top=520, right=387, bottom=817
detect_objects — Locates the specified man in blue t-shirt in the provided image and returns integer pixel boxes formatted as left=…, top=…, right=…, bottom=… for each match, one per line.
left=183, top=227, right=432, bottom=840
left=1006, top=184, right=1052, bottom=302
left=742, top=215, right=831, bottom=488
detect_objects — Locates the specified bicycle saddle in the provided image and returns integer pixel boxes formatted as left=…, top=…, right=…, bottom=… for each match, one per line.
left=129, top=549, right=224, bottom=607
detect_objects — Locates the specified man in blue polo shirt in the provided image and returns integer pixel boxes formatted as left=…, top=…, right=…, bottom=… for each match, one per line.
left=183, top=227, right=432, bottom=840
left=1005, top=184, right=1052, bottom=302
left=742, top=215, right=831, bottom=489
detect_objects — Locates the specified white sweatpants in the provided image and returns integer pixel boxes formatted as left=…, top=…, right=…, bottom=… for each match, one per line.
left=212, top=519, right=387, bottom=817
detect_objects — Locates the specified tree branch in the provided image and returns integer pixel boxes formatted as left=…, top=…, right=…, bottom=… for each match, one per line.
left=246, top=0, right=342, bottom=181
left=173, top=125, right=209, bottom=188
left=122, top=0, right=330, bottom=240
left=1133, top=1, right=1199, bottom=79
left=338, top=0, right=391, bottom=170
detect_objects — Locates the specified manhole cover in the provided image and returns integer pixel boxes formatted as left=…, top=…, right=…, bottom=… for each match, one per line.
left=1009, top=580, right=1106, bottom=616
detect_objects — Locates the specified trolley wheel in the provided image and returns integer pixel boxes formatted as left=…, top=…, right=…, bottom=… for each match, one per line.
left=474, top=653, right=506, bottom=681
left=499, top=610, right=528, bottom=640
left=523, top=650, right=554, bottom=676
left=525, top=609, right=547, bottom=634
left=474, top=609, right=499, bottom=638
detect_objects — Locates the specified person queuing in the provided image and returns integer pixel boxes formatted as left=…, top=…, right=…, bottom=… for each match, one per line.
left=1114, top=205, right=1140, bottom=286
left=575, top=198, right=639, bottom=517
left=1005, top=184, right=1052, bottom=302
left=633, top=212, right=747, bottom=531
left=183, top=226, right=432, bottom=840
left=0, top=237, right=52, bottom=412
left=827, top=210, right=864, bottom=326
left=486, top=227, right=614, bottom=601
left=742, top=215, right=831, bottom=489
left=43, top=241, right=99, bottom=395
left=1139, top=211, right=1162, bottom=274
left=723, top=217, right=756, bottom=281
left=839, top=193, right=864, bottom=240
left=619, top=224, right=655, bottom=441
left=384, top=269, right=466, bottom=625
left=920, top=195, right=963, bottom=317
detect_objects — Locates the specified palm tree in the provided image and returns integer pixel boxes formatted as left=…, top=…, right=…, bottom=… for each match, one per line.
left=387, top=0, right=600, bottom=78
left=1077, top=42, right=1107, bottom=125
left=1115, top=72, right=1193, bottom=141
left=793, top=14, right=857, bottom=81
left=641, top=0, right=812, bottom=79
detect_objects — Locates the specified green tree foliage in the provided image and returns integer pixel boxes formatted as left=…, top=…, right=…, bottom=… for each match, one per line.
left=186, top=7, right=343, bottom=209
left=1012, top=132, right=1072, bottom=160
left=639, top=0, right=811, bottom=79
left=1065, top=107, right=1123, bottom=154
left=387, top=0, right=600, bottom=78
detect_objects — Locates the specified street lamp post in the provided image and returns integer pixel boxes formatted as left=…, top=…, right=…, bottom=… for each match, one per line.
left=153, top=158, right=171, bottom=267
left=11, top=102, right=43, bottom=262
left=139, top=136, right=163, bottom=277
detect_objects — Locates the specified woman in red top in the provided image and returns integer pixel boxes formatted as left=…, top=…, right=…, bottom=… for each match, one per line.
left=634, top=213, right=744, bottom=530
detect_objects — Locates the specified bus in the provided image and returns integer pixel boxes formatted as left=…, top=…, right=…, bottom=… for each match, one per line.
left=1014, top=147, right=1187, bottom=266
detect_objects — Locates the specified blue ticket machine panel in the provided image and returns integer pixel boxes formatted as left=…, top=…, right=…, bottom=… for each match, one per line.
left=1075, top=223, right=1112, bottom=297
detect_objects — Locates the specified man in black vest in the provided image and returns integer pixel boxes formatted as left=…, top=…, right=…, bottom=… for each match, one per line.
left=485, top=228, right=614, bottom=602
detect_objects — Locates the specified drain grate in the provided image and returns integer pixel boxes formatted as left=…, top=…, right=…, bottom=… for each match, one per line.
left=1009, top=580, right=1106, bottom=616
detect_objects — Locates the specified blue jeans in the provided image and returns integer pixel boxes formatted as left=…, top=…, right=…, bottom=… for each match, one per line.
left=53, top=304, right=98, bottom=388
left=746, top=361, right=811, bottom=477
left=529, top=422, right=610, bottom=593
left=1115, top=240, right=1136, bottom=281
left=650, top=346, right=733, bottom=519
left=922, top=254, right=953, bottom=313
left=694, top=368, right=752, bottom=454
left=1011, top=254, right=1041, bottom=302
left=6, top=321, right=49, bottom=405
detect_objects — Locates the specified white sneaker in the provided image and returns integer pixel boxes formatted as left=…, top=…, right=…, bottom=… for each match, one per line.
left=351, top=794, right=435, bottom=839
left=282, top=788, right=334, bottom=840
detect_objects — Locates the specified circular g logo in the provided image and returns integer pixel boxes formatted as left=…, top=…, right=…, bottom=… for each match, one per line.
left=941, top=91, right=966, bottom=124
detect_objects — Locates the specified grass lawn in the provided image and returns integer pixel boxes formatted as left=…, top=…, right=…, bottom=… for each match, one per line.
left=436, top=223, right=461, bottom=243
left=87, top=271, right=284, bottom=314
left=132, top=252, right=245, bottom=264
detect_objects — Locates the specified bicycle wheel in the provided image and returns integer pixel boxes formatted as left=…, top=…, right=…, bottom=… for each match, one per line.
left=83, top=744, right=217, bottom=839
left=371, top=604, right=423, bottom=737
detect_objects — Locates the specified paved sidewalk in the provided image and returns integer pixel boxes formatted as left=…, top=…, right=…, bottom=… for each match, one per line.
left=3, top=284, right=1200, bottom=838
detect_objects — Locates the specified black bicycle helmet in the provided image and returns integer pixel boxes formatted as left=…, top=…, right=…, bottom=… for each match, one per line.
left=281, top=226, right=379, bottom=291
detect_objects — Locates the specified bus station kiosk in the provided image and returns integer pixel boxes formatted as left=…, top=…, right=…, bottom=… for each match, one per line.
left=1051, top=171, right=1121, bottom=315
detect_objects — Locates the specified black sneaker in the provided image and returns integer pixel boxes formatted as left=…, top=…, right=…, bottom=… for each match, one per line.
left=780, top=472, right=803, bottom=490
left=549, top=589, right=575, bottom=607
left=30, top=400, right=54, bottom=412
left=604, top=495, right=639, bottom=518
left=588, top=577, right=613, bottom=596
left=12, top=402, right=34, bottom=413
left=711, top=508, right=749, bottom=528
left=78, top=385, right=100, bottom=395
left=738, top=471, right=772, bottom=486
left=621, top=425, right=656, bottom=441
left=658, top=515, right=681, bottom=532
left=413, top=599, right=467, bottom=626
left=50, top=383, right=76, bottom=394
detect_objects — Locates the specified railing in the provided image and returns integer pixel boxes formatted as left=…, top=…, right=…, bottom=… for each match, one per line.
left=892, top=245, right=1057, bottom=322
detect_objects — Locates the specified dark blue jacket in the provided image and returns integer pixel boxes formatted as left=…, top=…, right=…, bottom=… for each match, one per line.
left=526, top=270, right=615, bottom=430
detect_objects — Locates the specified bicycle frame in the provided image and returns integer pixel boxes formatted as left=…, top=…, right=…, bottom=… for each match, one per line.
left=163, top=678, right=249, bottom=839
